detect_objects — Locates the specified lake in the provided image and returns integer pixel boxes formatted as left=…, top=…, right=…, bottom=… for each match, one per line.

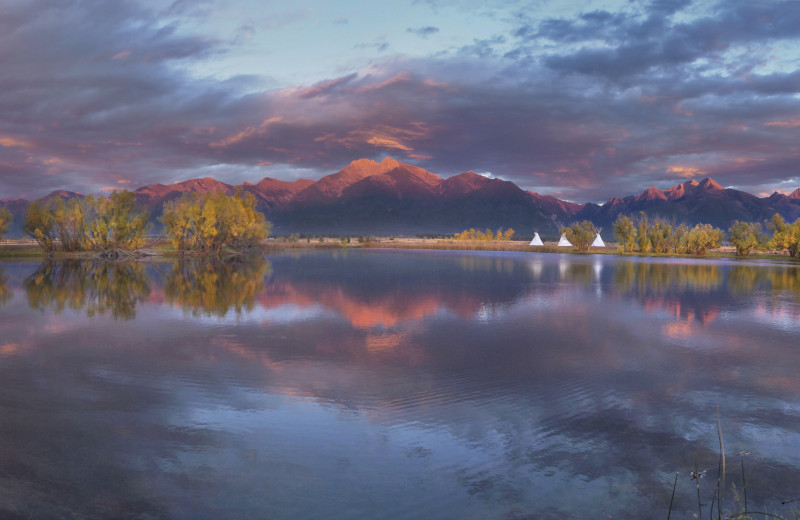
left=0, top=249, right=799, bottom=519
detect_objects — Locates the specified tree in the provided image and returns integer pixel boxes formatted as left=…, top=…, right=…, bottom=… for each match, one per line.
left=647, top=218, right=675, bottom=254
left=767, top=213, right=800, bottom=257
left=561, top=220, right=596, bottom=252
left=499, top=228, right=515, bottom=241
left=23, top=191, right=149, bottom=253
left=23, top=201, right=57, bottom=253
left=0, top=207, right=12, bottom=240
left=678, top=224, right=724, bottom=256
left=635, top=212, right=651, bottom=253
left=84, top=190, right=150, bottom=251
left=161, top=190, right=270, bottom=253
left=453, top=227, right=514, bottom=241
left=51, top=197, right=86, bottom=251
left=728, top=220, right=766, bottom=257
left=613, top=215, right=637, bottom=253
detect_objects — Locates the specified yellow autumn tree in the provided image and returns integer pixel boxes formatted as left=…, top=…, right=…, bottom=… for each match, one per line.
left=23, top=200, right=58, bottom=253
left=84, top=191, right=150, bottom=251
left=453, top=227, right=514, bottom=242
left=560, top=221, right=596, bottom=252
left=161, top=190, right=270, bottom=253
left=0, top=207, right=12, bottom=240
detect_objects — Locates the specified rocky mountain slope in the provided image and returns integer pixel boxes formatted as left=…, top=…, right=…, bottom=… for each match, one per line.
left=3, top=158, right=800, bottom=237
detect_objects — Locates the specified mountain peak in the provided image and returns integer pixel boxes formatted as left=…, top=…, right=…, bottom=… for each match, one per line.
left=440, top=171, right=492, bottom=197
left=339, top=157, right=401, bottom=179
left=697, top=177, right=723, bottom=191
left=295, top=157, right=417, bottom=202
left=790, top=188, right=800, bottom=200
left=42, top=189, right=83, bottom=200
left=635, top=186, right=667, bottom=202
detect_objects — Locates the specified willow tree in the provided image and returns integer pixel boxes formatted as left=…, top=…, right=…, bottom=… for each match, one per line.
left=84, top=190, right=150, bottom=251
left=677, top=224, right=724, bottom=256
left=728, top=221, right=766, bottom=257
left=768, top=213, right=800, bottom=257
left=613, top=215, right=637, bottom=253
left=23, top=200, right=57, bottom=253
left=51, top=197, right=86, bottom=251
left=561, top=220, right=596, bottom=252
left=161, top=190, right=270, bottom=253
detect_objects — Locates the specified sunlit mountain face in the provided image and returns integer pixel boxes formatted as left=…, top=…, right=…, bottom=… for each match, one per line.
left=3, top=158, right=800, bottom=237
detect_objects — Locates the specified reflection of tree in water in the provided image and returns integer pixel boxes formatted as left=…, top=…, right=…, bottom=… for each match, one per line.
left=729, top=264, right=800, bottom=295
left=24, top=260, right=150, bottom=319
left=610, top=261, right=725, bottom=325
left=0, top=266, right=11, bottom=308
left=457, top=256, right=516, bottom=275
left=164, top=256, right=271, bottom=316
left=612, top=262, right=723, bottom=294
left=768, top=266, right=800, bottom=293
left=561, top=263, right=594, bottom=286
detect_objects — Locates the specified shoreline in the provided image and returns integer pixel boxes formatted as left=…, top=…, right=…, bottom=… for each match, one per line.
left=0, top=236, right=797, bottom=261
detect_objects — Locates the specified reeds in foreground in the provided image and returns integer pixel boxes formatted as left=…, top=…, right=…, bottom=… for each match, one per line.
left=666, top=411, right=798, bottom=520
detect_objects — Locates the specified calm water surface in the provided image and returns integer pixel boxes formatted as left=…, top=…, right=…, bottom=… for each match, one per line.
left=0, top=250, right=799, bottom=519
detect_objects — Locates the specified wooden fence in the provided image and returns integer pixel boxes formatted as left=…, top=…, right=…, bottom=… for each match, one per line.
left=0, top=238, right=38, bottom=246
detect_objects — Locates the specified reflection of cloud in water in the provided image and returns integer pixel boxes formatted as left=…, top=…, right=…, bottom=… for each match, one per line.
left=1, top=251, right=800, bottom=519
left=0, top=342, right=26, bottom=356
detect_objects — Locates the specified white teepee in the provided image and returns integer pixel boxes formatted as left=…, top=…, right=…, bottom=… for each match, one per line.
left=557, top=234, right=572, bottom=247
left=529, top=232, right=543, bottom=246
left=591, top=233, right=605, bottom=247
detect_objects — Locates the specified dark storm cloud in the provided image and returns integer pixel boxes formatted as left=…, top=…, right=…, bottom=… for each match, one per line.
left=0, top=0, right=798, bottom=203
left=539, top=1, right=800, bottom=81
left=0, top=0, right=230, bottom=198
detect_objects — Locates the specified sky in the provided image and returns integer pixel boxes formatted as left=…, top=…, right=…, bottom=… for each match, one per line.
left=1, top=0, right=799, bottom=203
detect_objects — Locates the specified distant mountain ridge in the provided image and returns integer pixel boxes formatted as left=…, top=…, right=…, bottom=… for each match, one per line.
left=2, top=158, right=800, bottom=237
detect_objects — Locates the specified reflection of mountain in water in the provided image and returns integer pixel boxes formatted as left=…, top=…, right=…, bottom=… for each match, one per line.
left=25, top=260, right=150, bottom=320
left=262, top=251, right=538, bottom=328
left=164, top=257, right=271, bottom=316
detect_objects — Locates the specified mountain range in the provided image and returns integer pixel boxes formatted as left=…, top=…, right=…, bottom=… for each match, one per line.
left=2, top=157, right=800, bottom=237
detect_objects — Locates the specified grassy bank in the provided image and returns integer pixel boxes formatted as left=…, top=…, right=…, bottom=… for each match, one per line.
left=2, top=236, right=798, bottom=261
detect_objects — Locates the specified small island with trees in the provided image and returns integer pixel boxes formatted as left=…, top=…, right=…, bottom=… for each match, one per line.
left=7, top=189, right=269, bottom=258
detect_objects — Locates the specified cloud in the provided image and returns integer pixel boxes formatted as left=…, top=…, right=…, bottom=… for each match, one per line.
left=0, top=0, right=798, bottom=204
left=406, top=26, right=440, bottom=38
left=537, top=1, right=800, bottom=81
